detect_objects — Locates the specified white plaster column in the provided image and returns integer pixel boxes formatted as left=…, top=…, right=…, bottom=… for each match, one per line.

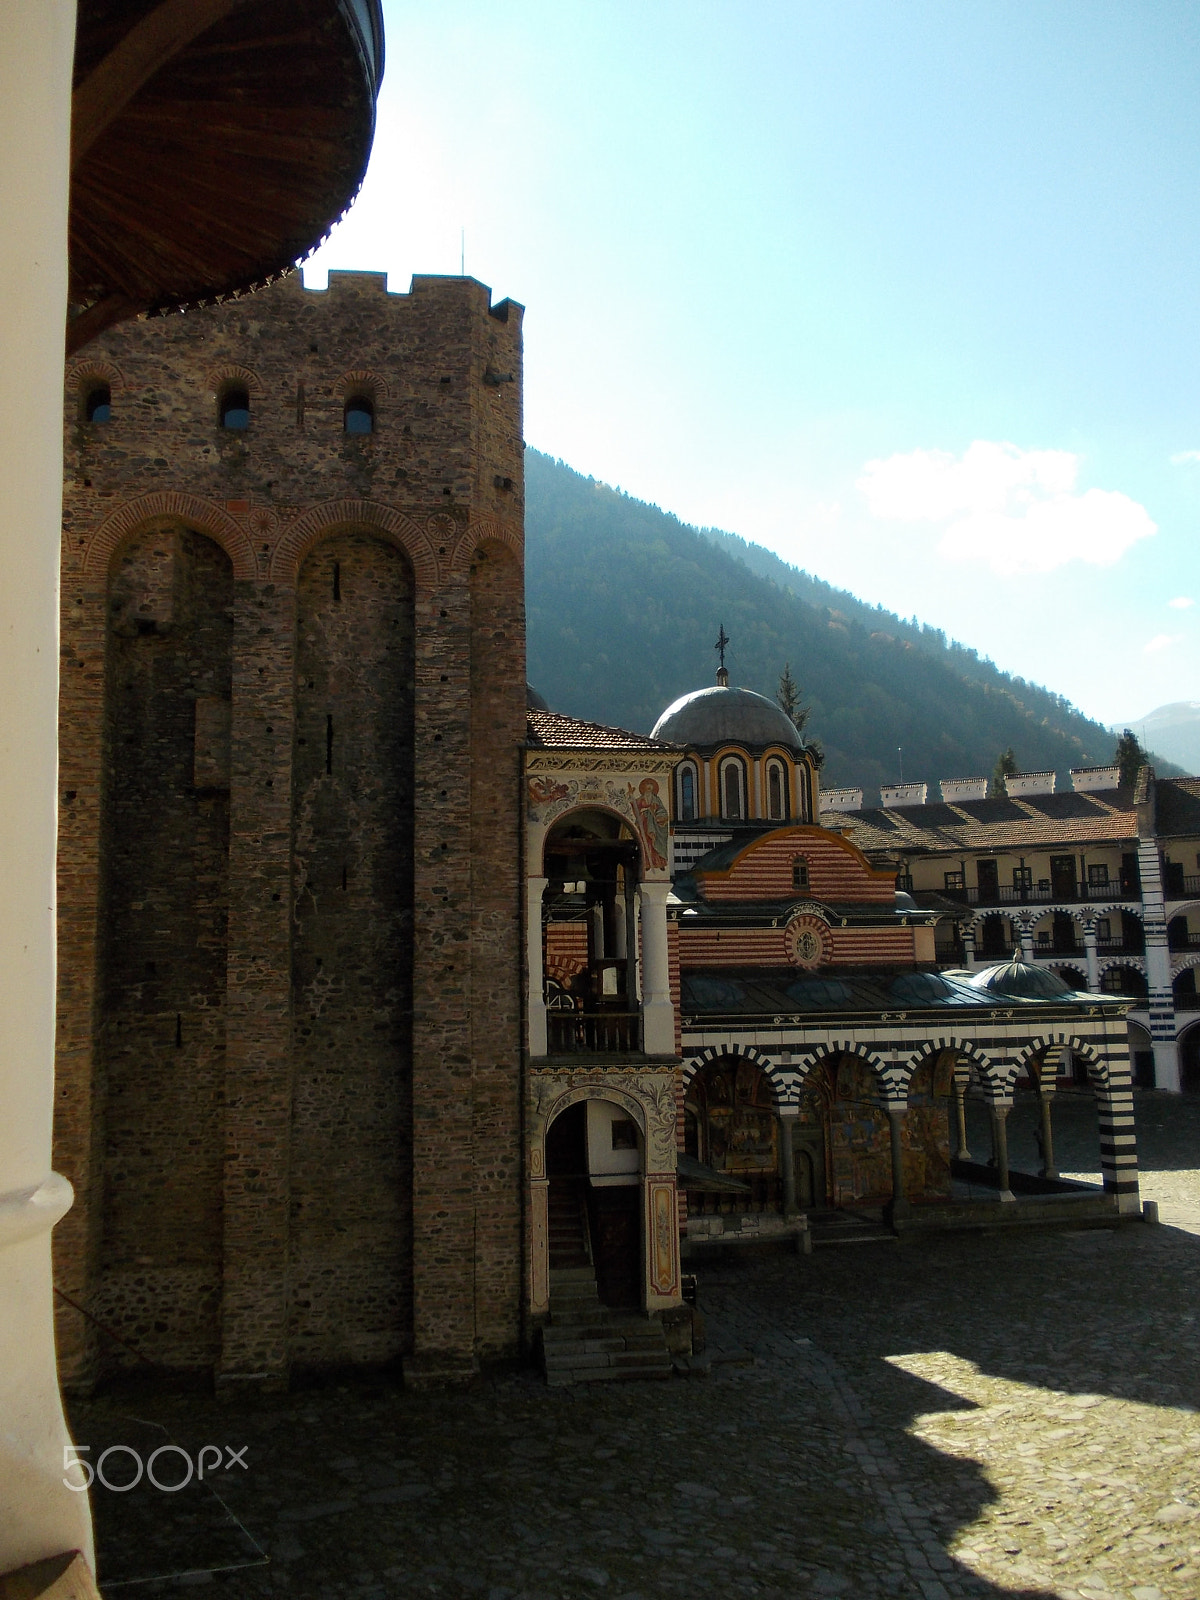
left=778, top=1111, right=798, bottom=1216
left=1139, top=838, right=1181, bottom=1092
left=638, top=879, right=675, bottom=1055
left=526, top=875, right=548, bottom=1057
left=1083, top=919, right=1100, bottom=993
left=952, top=1071, right=972, bottom=1161
left=961, top=923, right=976, bottom=967
left=0, top=0, right=97, bottom=1578
left=989, top=1102, right=1016, bottom=1202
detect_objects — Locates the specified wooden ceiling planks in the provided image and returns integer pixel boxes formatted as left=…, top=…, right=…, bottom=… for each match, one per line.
left=68, top=0, right=383, bottom=353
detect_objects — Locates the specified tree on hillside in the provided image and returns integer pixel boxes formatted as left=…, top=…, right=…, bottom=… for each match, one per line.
left=776, top=661, right=810, bottom=736
left=991, top=748, right=1018, bottom=796
left=1114, top=728, right=1147, bottom=790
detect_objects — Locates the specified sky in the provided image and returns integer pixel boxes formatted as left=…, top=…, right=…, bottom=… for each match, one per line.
left=307, top=0, right=1200, bottom=729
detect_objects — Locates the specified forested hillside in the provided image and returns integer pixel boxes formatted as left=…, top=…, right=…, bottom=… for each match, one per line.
left=524, top=451, right=1153, bottom=794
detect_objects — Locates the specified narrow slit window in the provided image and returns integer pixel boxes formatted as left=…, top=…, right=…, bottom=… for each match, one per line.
left=85, top=383, right=111, bottom=423
left=767, top=760, right=787, bottom=820
left=792, top=857, right=809, bottom=892
left=678, top=765, right=696, bottom=822
left=219, top=383, right=250, bottom=429
left=720, top=759, right=744, bottom=820
left=344, top=395, right=374, bottom=434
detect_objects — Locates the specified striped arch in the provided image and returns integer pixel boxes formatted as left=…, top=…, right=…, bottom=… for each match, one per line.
left=545, top=955, right=586, bottom=987
left=447, top=512, right=523, bottom=581
left=1171, top=952, right=1200, bottom=979
left=1086, top=901, right=1143, bottom=923
left=1097, top=956, right=1147, bottom=980
left=682, top=1044, right=786, bottom=1111
left=1066, top=1034, right=1138, bottom=1207
left=1009, top=1036, right=1068, bottom=1090
left=82, top=492, right=257, bottom=582
left=903, top=1037, right=1004, bottom=1103
left=798, top=1038, right=901, bottom=1105
left=269, top=499, right=438, bottom=589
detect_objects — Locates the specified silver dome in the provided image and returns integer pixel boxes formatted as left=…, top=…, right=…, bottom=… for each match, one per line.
left=651, top=685, right=804, bottom=750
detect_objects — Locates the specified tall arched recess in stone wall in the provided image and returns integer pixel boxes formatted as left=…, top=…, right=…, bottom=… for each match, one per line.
left=290, top=531, right=416, bottom=1369
left=468, top=537, right=526, bottom=1355
left=95, top=525, right=234, bottom=1372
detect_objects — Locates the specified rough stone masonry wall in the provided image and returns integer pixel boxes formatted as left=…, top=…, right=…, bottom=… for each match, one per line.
left=90, top=526, right=233, bottom=1369
left=289, top=533, right=415, bottom=1370
left=55, top=270, right=526, bottom=1386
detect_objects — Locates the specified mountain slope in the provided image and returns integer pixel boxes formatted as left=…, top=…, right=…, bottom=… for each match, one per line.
left=524, top=451, right=1167, bottom=793
left=1112, top=704, right=1200, bottom=775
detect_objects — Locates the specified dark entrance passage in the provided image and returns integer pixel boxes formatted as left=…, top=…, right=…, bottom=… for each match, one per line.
left=545, top=1099, right=642, bottom=1308
left=546, top=1103, right=590, bottom=1270
left=590, top=1188, right=641, bottom=1309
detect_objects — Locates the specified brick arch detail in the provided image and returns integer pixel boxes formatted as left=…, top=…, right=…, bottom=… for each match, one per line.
left=67, top=358, right=126, bottom=393
left=338, top=368, right=392, bottom=401
left=681, top=1043, right=785, bottom=1110
left=82, top=492, right=257, bottom=582
left=206, top=364, right=264, bottom=399
left=1171, top=952, right=1200, bottom=979
left=448, top=513, right=522, bottom=580
left=270, top=500, right=438, bottom=589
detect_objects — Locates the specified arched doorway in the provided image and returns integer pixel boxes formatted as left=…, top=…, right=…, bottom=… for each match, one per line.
left=545, top=1097, right=643, bottom=1308
left=684, top=1056, right=781, bottom=1216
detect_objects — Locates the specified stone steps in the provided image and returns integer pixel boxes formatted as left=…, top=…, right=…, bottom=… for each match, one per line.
left=541, top=1267, right=673, bottom=1386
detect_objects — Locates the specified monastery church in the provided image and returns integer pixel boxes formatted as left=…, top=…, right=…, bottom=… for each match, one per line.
left=54, top=271, right=1139, bottom=1387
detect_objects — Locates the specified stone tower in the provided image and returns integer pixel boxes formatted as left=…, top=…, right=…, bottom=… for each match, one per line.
left=55, top=270, right=525, bottom=1388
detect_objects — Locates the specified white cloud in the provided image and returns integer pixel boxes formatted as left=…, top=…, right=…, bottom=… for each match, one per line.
left=1170, top=450, right=1200, bottom=465
left=1144, top=633, right=1182, bottom=654
left=1168, top=595, right=1195, bottom=609
left=857, top=440, right=1157, bottom=576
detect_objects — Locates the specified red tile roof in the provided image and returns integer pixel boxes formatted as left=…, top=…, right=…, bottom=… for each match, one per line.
left=525, top=709, right=679, bottom=751
left=824, top=789, right=1138, bottom=856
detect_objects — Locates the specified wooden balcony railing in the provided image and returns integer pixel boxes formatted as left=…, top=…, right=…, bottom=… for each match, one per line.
left=546, top=1010, right=642, bottom=1054
left=941, top=879, right=1139, bottom=908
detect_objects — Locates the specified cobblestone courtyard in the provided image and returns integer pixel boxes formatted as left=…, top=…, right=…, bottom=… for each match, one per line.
left=71, top=1092, right=1200, bottom=1600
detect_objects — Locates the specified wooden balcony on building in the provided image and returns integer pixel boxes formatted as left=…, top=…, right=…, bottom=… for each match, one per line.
left=546, top=1010, right=643, bottom=1055
left=939, top=878, right=1139, bottom=908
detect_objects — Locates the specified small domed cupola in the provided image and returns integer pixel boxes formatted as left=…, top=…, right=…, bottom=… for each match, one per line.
left=653, top=626, right=818, bottom=832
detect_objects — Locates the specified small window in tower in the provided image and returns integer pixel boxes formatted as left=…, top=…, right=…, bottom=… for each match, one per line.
left=678, top=765, right=696, bottom=822
left=345, top=395, right=374, bottom=435
left=767, top=761, right=788, bottom=820
left=219, top=383, right=250, bottom=429
left=720, top=758, right=745, bottom=820
left=792, top=857, right=809, bottom=891
left=85, top=383, right=111, bottom=424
